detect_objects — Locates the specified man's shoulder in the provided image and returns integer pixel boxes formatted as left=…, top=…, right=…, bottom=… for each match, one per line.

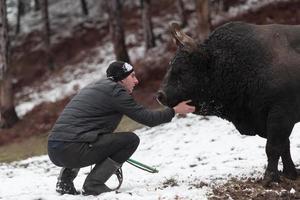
left=93, top=78, right=116, bottom=87
left=85, top=78, right=126, bottom=96
left=85, top=78, right=115, bottom=91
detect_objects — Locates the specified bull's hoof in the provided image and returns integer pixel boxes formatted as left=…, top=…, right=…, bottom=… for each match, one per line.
left=262, top=170, right=280, bottom=187
left=282, top=168, right=298, bottom=180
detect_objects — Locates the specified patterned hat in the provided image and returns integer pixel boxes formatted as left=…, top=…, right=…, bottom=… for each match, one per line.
left=106, top=61, right=134, bottom=81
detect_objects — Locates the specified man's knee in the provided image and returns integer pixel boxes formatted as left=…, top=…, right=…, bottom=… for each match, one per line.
left=124, top=132, right=140, bottom=149
left=131, top=132, right=140, bottom=146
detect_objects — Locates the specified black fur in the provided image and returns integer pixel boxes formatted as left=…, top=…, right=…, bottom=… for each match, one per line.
left=160, top=21, right=300, bottom=185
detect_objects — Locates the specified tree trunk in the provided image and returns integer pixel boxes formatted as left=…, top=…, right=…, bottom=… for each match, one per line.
left=0, top=0, right=19, bottom=128
left=108, top=0, right=130, bottom=63
left=34, top=0, right=40, bottom=11
left=141, top=0, right=155, bottom=50
left=176, top=0, right=187, bottom=27
left=15, top=0, right=25, bottom=35
left=41, top=0, right=54, bottom=70
left=81, top=0, right=89, bottom=16
left=195, top=0, right=211, bottom=41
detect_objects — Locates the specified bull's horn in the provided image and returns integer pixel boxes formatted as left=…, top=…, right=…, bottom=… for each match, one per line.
left=169, top=21, right=197, bottom=52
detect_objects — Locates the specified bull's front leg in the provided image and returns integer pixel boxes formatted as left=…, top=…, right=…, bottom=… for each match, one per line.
left=263, top=106, right=294, bottom=186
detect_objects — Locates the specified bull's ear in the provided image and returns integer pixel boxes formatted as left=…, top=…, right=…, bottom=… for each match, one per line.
left=169, top=21, right=197, bottom=52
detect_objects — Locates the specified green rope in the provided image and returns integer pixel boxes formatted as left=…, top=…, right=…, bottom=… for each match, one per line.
left=126, top=158, right=159, bottom=173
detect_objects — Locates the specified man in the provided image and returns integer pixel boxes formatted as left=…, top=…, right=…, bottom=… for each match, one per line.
left=47, top=61, right=195, bottom=196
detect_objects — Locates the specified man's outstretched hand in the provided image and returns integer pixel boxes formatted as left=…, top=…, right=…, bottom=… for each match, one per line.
left=173, top=100, right=195, bottom=115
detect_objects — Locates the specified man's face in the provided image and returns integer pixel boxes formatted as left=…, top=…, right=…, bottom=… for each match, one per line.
left=119, top=71, right=139, bottom=93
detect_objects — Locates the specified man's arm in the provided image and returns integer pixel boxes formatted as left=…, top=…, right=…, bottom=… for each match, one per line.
left=112, top=87, right=195, bottom=127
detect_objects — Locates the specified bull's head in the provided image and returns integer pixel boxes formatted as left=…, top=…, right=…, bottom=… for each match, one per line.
left=157, top=22, right=211, bottom=114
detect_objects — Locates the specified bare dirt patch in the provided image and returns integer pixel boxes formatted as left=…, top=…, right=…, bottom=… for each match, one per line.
left=209, top=176, right=300, bottom=200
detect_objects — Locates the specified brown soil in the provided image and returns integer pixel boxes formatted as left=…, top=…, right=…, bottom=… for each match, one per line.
left=0, top=96, right=72, bottom=145
left=209, top=176, right=300, bottom=200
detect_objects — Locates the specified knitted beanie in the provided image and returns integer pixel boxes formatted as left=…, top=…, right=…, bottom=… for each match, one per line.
left=106, top=61, right=134, bottom=81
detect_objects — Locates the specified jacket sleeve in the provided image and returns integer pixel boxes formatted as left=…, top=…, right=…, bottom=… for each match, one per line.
left=111, top=86, right=175, bottom=127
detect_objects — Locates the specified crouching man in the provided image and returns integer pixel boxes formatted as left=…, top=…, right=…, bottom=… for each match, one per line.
left=47, top=61, right=195, bottom=195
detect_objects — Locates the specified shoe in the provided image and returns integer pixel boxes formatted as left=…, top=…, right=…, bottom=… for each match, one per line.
left=56, top=168, right=80, bottom=195
left=56, top=179, right=80, bottom=195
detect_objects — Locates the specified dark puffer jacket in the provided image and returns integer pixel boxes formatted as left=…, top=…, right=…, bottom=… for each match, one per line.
left=48, top=78, right=175, bottom=142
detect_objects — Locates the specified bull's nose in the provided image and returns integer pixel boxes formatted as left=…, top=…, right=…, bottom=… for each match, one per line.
left=156, top=90, right=166, bottom=105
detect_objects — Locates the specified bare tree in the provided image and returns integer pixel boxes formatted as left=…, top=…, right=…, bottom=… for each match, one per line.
left=195, top=0, right=211, bottom=41
left=15, top=0, right=25, bottom=35
left=34, top=0, right=40, bottom=11
left=141, top=0, right=155, bottom=50
left=0, top=0, right=19, bottom=128
left=176, top=0, right=187, bottom=27
left=81, top=0, right=89, bottom=16
left=108, top=0, right=130, bottom=63
left=41, top=0, right=54, bottom=70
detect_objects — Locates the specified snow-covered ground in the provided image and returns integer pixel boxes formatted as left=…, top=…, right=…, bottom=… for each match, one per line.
left=1, top=115, right=300, bottom=199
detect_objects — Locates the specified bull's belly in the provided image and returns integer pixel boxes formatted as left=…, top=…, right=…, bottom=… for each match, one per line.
left=232, top=114, right=267, bottom=138
left=234, top=123, right=267, bottom=138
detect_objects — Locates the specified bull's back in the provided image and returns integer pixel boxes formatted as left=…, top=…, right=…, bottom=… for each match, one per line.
left=253, top=24, right=300, bottom=88
left=251, top=24, right=300, bottom=121
left=210, top=22, right=300, bottom=121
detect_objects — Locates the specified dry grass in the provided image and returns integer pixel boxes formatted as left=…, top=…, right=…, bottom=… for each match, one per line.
left=0, top=134, right=48, bottom=163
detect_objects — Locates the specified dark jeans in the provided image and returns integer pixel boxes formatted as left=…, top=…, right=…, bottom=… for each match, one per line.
left=48, top=132, right=140, bottom=168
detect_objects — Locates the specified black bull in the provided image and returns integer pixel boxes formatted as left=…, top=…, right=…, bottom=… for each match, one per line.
left=158, top=21, right=300, bottom=186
